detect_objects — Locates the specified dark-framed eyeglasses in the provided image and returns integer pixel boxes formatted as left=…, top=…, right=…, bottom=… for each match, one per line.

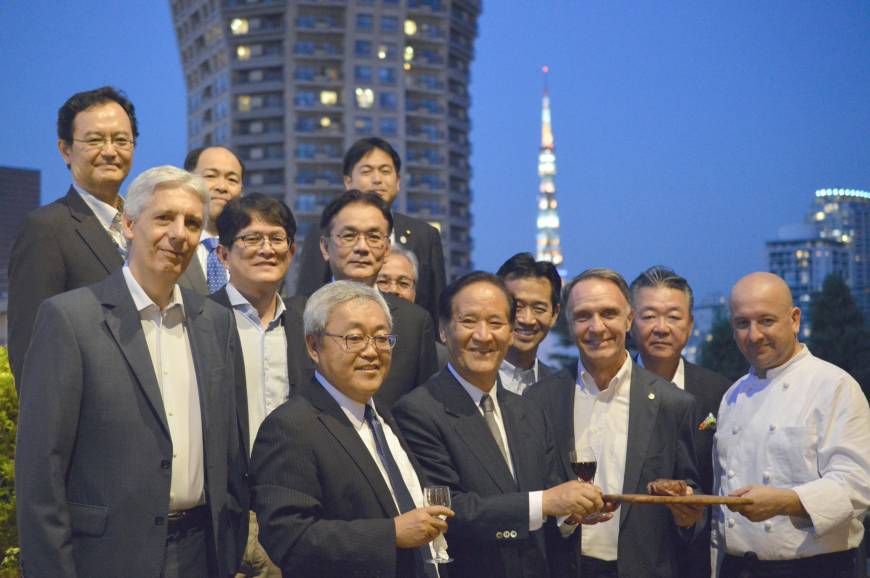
left=72, top=135, right=135, bottom=151
left=376, top=276, right=416, bottom=292
left=234, top=233, right=291, bottom=249
left=322, top=332, right=397, bottom=351
left=332, top=230, right=387, bottom=248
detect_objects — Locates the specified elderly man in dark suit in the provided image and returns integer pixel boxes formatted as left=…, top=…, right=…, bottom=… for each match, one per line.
left=251, top=281, right=452, bottom=577
left=15, top=166, right=246, bottom=578
left=629, top=266, right=731, bottom=578
left=296, top=137, right=446, bottom=324
left=394, top=272, right=607, bottom=578
left=8, top=86, right=137, bottom=384
left=290, top=190, right=438, bottom=407
left=525, top=268, right=702, bottom=578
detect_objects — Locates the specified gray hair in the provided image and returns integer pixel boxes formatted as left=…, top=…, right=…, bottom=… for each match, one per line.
left=303, top=281, right=393, bottom=337
left=386, top=245, right=419, bottom=281
left=562, top=268, right=631, bottom=321
left=629, top=266, right=694, bottom=312
left=125, top=165, right=209, bottom=223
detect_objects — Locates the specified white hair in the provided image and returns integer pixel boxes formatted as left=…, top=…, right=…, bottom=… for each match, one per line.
left=304, top=281, right=393, bottom=337
left=386, top=245, right=419, bottom=281
left=124, top=165, right=209, bottom=224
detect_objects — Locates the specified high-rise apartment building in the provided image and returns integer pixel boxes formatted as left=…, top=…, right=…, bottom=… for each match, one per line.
left=170, top=0, right=480, bottom=281
left=0, top=166, right=40, bottom=297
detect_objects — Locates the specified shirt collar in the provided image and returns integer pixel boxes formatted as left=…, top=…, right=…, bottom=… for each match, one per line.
left=754, top=343, right=809, bottom=380
left=315, top=371, right=373, bottom=430
left=226, top=282, right=286, bottom=327
left=200, top=230, right=218, bottom=243
left=577, top=352, right=632, bottom=397
left=500, top=356, right=539, bottom=381
left=448, top=363, right=501, bottom=413
left=121, top=264, right=184, bottom=314
left=73, top=182, right=122, bottom=231
left=636, top=354, right=685, bottom=389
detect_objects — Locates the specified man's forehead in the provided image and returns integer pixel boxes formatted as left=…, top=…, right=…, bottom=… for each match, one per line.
left=335, top=204, right=388, bottom=225
left=635, top=286, right=690, bottom=308
left=355, top=149, right=396, bottom=170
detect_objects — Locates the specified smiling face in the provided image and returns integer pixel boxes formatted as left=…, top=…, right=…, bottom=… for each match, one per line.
left=217, top=214, right=294, bottom=295
left=193, top=147, right=243, bottom=226
left=630, top=286, right=693, bottom=365
left=306, top=298, right=392, bottom=404
left=504, top=276, right=559, bottom=357
left=567, top=278, right=633, bottom=374
left=343, top=148, right=400, bottom=207
left=123, top=185, right=204, bottom=285
left=321, top=202, right=391, bottom=286
left=58, top=101, right=134, bottom=199
left=441, top=281, right=513, bottom=391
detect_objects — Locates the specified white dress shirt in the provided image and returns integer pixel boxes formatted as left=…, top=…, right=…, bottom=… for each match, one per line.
left=636, top=354, right=685, bottom=390
left=498, top=357, right=541, bottom=395
left=74, top=182, right=126, bottom=252
left=448, top=364, right=545, bottom=531
left=574, top=354, right=632, bottom=561
left=226, top=283, right=289, bottom=454
left=712, top=345, right=870, bottom=565
left=122, top=265, right=205, bottom=511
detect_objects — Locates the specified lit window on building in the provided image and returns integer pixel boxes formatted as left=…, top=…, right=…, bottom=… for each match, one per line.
left=355, top=87, right=375, bottom=108
left=377, top=43, right=396, bottom=60
left=320, top=90, right=338, bottom=106
left=236, top=45, right=252, bottom=61
left=238, top=95, right=252, bottom=112
left=230, top=18, right=249, bottom=35
left=404, top=45, right=415, bottom=62
left=404, top=19, right=418, bottom=36
left=320, top=116, right=332, bottom=128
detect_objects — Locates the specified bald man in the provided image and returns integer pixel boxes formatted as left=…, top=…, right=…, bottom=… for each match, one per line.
left=712, top=272, right=870, bottom=578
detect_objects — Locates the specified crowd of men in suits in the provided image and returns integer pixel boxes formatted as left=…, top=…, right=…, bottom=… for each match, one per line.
left=8, top=86, right=870, bottom=578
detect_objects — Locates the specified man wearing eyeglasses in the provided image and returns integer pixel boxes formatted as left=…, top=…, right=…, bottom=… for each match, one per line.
left=210, top=194, right=312, bottom=578
left=8, top=86, right=138, bottom=384
left=181, top=146, right=245, bottom=295
left=290, top=190, right=438, bottom=407
left=252, top=281, right=453, bottom=577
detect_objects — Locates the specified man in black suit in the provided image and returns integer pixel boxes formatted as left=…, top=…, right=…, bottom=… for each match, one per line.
left=251, top=281, right=452, bottom=577
left=179, top=146, right=245, bottom=295
left=8, top=86, right=137, bottom=383
left=290, top=190, right=438, bottom=407
left=296, top=137, right=446, bottom=324
left=15, top=166, right=246, bottom=578
left=393, top=272, right=607, bottom=578
left=211, top=194, right=312, bottom=577
left=496, top=253, right=562, bottom=394
left=525, top=268, right=702, bottom=578
left=629, top=266, right=731, bottom=577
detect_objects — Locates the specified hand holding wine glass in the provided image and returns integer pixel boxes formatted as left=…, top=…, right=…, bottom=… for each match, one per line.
left=423, top=486, right=454, bottom=564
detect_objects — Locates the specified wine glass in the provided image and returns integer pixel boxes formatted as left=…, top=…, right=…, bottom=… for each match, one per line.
left=569, top=447, right=601, bottom=522
left=423, top=485, right=453, bottom=564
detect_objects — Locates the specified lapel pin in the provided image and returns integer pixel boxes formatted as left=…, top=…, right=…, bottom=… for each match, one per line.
left=648, top=392, right=655, bottom=400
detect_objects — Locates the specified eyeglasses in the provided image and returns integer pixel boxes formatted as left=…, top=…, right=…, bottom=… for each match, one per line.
left=72, top=136, right=135, bottom=151
left=234, top=233, right=291, bottom=249
left=376, top=276, right=415, bottom=292
left=332, top=230, right=387, bottom=248
left=322, top=332, right=397, bottom=351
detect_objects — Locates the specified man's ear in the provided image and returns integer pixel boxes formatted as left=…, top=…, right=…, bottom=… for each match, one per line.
left=305, top=334, right=320, bottom=365
left=216, top=244, right=230, bottom=266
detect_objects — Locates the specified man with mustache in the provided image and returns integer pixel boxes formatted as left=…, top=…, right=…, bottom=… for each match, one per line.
left=8, top=86, right=138, bottom=384
left=495, top=252, right=562, bottom=394
left=712, top=272, right=870, bottom=578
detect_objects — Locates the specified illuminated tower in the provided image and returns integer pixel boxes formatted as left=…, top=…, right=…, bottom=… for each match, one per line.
left=536, top=66, right=564, bottom=268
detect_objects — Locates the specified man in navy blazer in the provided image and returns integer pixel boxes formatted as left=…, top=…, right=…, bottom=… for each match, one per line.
left=393, top=272, right=607, bottom=578
left=8, top=86, right=137, bottom=384
left=15, top=166, right=246, bottom=578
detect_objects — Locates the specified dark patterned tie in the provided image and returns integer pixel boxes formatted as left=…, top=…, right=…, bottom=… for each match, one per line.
left=201, top=237, right=227, bottom=293
left=364, top=404, right=437, bottom=578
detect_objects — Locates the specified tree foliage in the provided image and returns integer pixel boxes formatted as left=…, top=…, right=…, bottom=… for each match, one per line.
left=699, top=312, right=749, bottom=381
left=0, top=348, right=18, bottom=576
left=808, top=275, right=870, bottom=399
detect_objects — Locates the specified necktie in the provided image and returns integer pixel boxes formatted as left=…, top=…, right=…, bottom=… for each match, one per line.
left=364, top=405, right=436, bottom=578
left=515, top=367, right=536, bottom=394
left=108, top=211, right=127, bottom=258
left=202, top=237, right=227, bottom=293
left=480, top=394, right=512, bottom=470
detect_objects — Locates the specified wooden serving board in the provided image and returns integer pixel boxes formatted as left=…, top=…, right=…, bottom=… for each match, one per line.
left=603, top=494, right=753, bottom=506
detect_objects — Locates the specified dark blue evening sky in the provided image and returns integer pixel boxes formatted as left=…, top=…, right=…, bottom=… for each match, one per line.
left=2, top=1, right=869, bottom=301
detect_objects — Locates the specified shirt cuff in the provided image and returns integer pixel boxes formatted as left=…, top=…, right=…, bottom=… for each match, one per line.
left=529, top=490, right=544, bottom=531
left=792, top=478, right=854, bottom=536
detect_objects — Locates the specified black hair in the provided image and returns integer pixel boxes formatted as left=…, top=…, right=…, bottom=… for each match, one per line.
left=438, top=271, right=517, bottom=326
left=496, top=252, right=562, bottom=310
left=319, top=190, right=394, bottom=236
left=183, top=146, right=246, bottom=179
left=342, top=137, right=401, bottom=177
left=629, top=266, right=695, bottom=312
left=57, top=86, right=138, bottom=145
left=216, top=193, right=297, bottom=248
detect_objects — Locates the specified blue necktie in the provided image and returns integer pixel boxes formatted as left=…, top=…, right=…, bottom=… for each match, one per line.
left=364, top=405, right=436, bottom=578
left=202, top=237, right=227, bottom=294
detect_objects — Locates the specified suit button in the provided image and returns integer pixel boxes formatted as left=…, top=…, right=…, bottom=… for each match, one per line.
left=509, top=530, right=518, bottom=538
left=496, top=531, right=503, bottom=539
left=161, top=460, right=170, bottom=469
left=155, top=516, right=164, bottom=526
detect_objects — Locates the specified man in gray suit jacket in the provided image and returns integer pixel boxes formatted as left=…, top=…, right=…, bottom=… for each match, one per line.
left=15, top=166, right=246, bottom=578
left=8, top=86, right=137, bottom=384
left=525, top=268, right=702, bottom=578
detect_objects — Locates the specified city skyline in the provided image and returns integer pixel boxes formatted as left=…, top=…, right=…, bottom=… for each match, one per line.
left=2, top=1, right=869, bottom=302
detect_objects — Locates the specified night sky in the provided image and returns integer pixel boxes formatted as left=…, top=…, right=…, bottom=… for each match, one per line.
left=2, top=1, right=869, bottom=301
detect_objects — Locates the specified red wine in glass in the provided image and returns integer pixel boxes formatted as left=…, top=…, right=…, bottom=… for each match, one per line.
left=569, top=447, right=597, bottom=483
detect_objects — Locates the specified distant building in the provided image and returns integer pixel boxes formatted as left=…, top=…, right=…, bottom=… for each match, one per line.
left=685, top=293, right=727, bottom=364
left=170, top=0, right=481, bottom=282
left=535, top=66, right=564, bottom=271
left=0, top=166, right=40, bottom=345
left=766, top=224, right=849, bottom=338
left=810, top=188, right=870, bottom=320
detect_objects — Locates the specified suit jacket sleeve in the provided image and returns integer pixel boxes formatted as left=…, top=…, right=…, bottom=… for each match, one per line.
left=15, top=299, right=84, bottom=578
left=251, top=408, right=397, bottom=576
left=8, top=214, right=66, bottom=385
left=392, top=397, right=532, bottom=545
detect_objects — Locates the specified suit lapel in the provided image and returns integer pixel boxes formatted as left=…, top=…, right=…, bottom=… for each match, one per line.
left=393, top=213, right=418, bottom=251
left=184, top=290, right=214, bottom=442
left=304, top=380, right=399, bottom=517
left=100, top=271, right=171, bottom=438
left=440, top=373, right=516, bottom=493
left=282, top=307, right=306, bottom=391
left=553, top=370, right=577, bottom=479
left=497, top=385, right=525, bottom=490
left=65, top=187, right=124, bottom=274
left=620, top=362, right=659, bottom=529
